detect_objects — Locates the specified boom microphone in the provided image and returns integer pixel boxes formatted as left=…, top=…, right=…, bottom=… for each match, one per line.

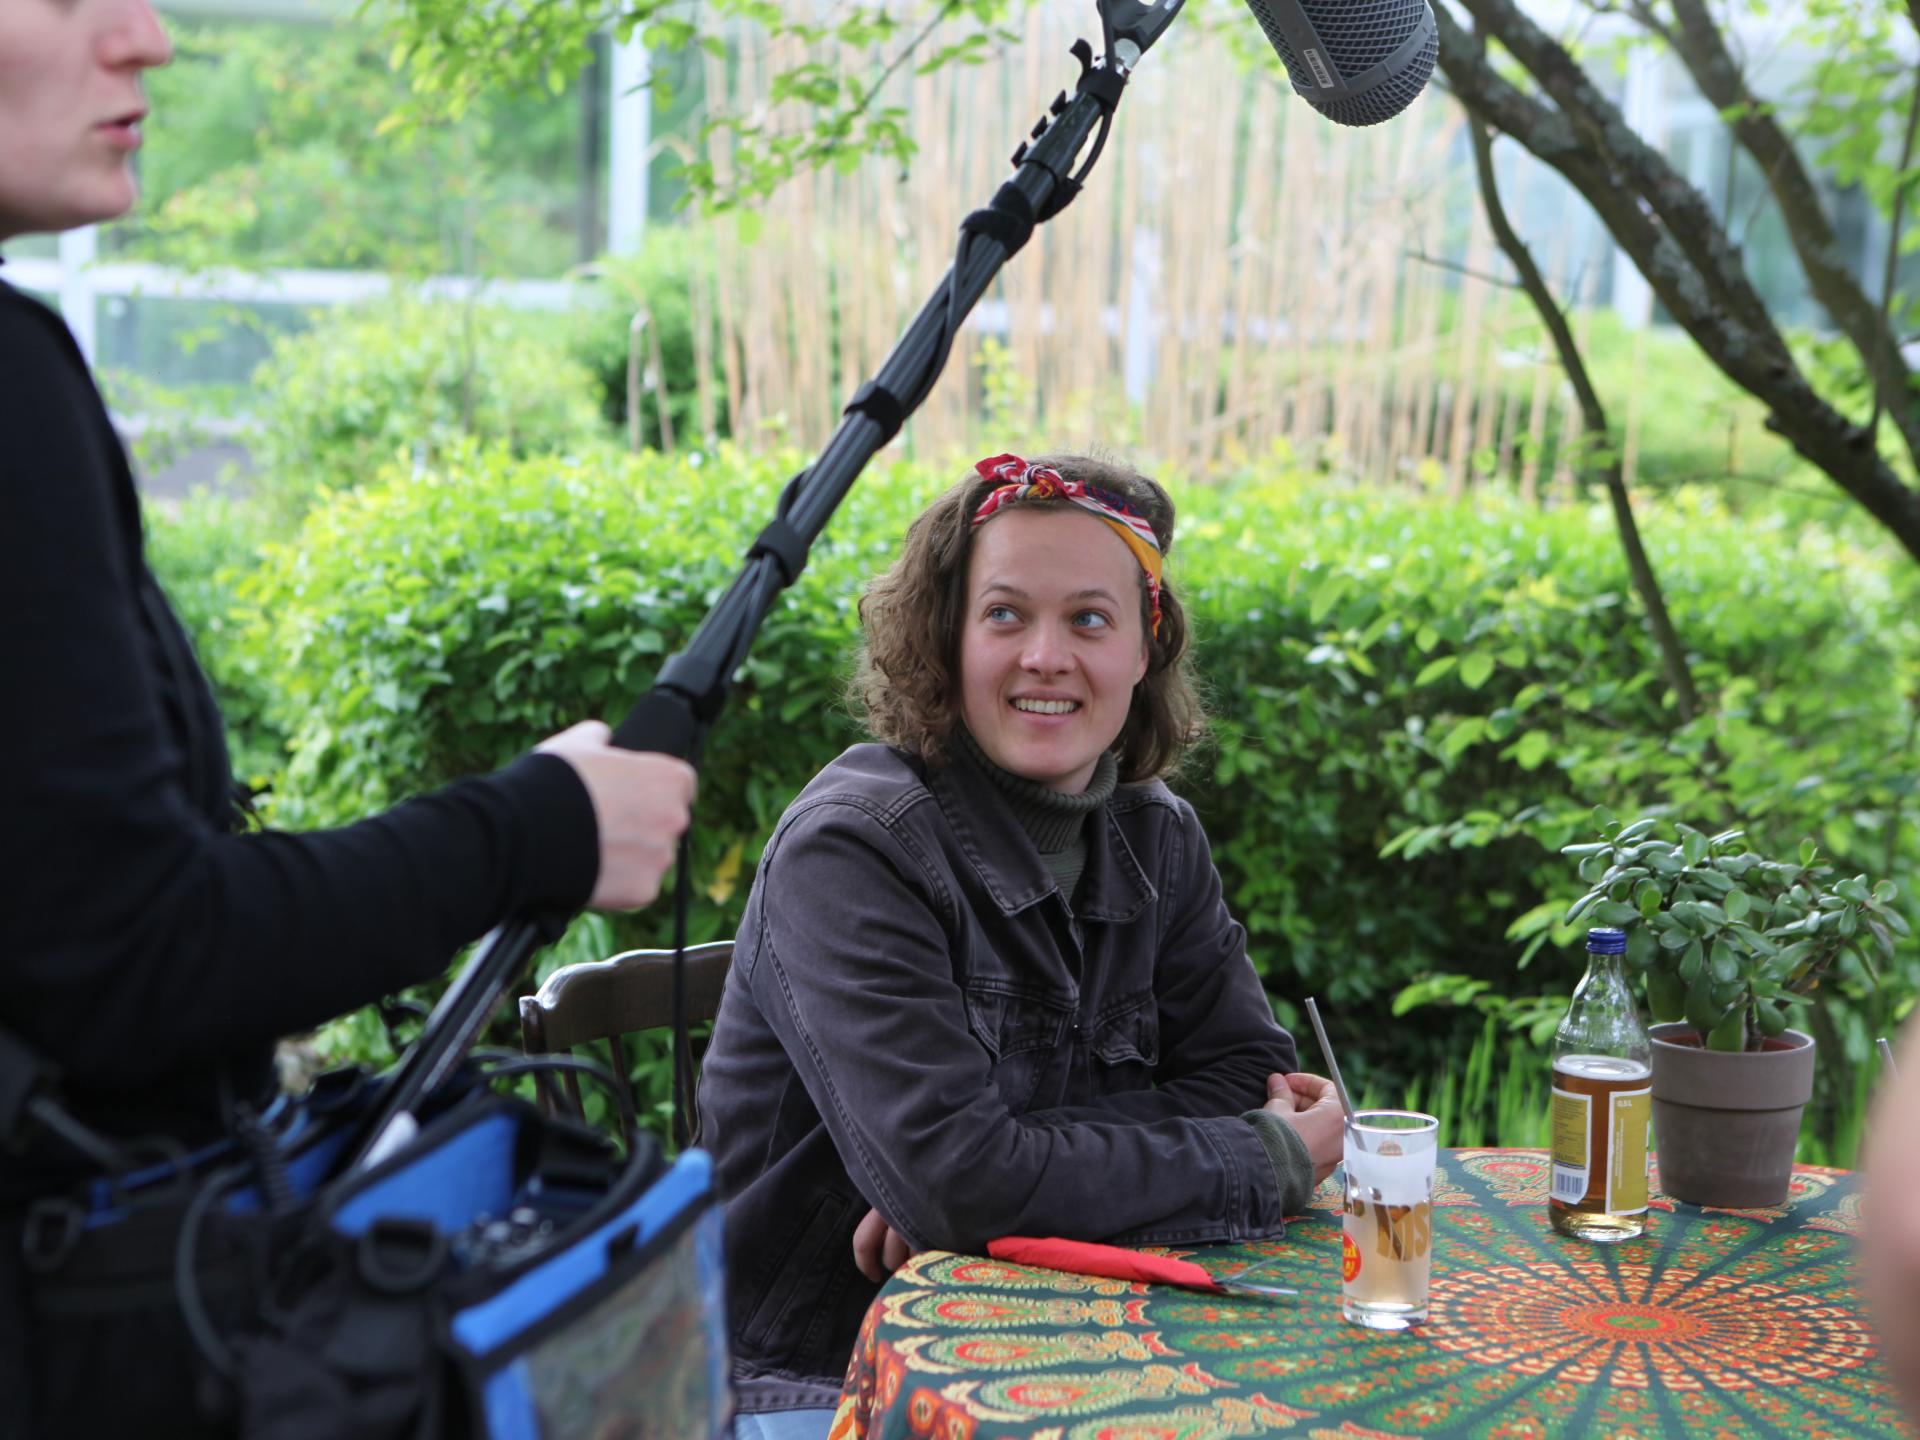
left=1242, top=0, right=1439, bottom=126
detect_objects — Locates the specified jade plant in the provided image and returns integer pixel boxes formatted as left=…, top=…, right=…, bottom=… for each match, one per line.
left=1561, top=809, right=1906, bottom=1052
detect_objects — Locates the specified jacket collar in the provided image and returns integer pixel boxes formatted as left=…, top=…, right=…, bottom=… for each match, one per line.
left=923, top=748, right=1157, bottom=923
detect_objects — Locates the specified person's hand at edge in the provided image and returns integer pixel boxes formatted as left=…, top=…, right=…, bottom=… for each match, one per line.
left=1861, top=1018, right=1920, bottom=1419
left=537, top=720, right=696, bottom=911
left=853, top=1205, right=915, bottom=1284
left=1261, top=1071, right=1343, bottom=1185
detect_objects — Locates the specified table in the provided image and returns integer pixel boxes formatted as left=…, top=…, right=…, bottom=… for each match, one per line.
left=830, top=1149, right=1909, bottom=1439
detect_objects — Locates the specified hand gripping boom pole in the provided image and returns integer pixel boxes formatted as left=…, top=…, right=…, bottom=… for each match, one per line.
left=350, top=0, right=1187, bottom=1174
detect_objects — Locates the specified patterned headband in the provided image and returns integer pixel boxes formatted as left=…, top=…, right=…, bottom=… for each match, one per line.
left=970, top=453, right=1163, bottom=637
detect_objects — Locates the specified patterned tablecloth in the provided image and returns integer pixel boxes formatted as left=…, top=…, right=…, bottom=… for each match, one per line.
left=830, top=1149, right=1910, bottom=1440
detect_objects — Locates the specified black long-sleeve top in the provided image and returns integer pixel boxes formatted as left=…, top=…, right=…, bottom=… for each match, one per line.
left=0, top=277, right=600, bottom=1202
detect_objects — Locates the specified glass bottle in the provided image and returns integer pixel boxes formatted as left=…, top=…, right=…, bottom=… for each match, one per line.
left=1549, top=926, right=1653, bottom=1242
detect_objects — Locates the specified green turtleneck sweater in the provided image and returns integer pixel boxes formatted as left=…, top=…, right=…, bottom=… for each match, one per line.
left=955, top=727, right=1115, bottom=901
left=951, top=730, right=1318, bottom=1216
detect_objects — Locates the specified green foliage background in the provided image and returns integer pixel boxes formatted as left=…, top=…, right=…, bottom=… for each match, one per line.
left=245, top=297, right=607, bottom=523
left=104, top=0, right=1920, bottom=1175
left=116, top=13, right=591, bottom=277
left=562, top=230, right=732, bottom=450
left=149, top=420, right=1920, bottom=1162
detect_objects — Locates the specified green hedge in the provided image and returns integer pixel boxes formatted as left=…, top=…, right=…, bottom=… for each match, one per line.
left=146, top=489, right=282, bottom=786
left=239, top=443, right=918, bottom=926
left=1179, top=476, right=1918, bottom=1157
left=560, top=229, right=730, bottom=450
left=195, top=447, right=1916, bottom=1157
left=246, top=297, right=607, bottom=524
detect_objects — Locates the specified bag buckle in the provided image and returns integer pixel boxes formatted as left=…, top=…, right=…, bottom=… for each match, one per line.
left=354, top=1218, right=449, bottom=1295
left=20, top=1198, right=85, bottom=1275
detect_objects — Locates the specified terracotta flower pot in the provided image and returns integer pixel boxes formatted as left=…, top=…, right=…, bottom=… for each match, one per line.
left=1648, top=1022, right=1815, bottom=1208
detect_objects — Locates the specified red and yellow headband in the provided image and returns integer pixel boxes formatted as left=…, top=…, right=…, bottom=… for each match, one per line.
left=970, top=453, right=1163, bottom=637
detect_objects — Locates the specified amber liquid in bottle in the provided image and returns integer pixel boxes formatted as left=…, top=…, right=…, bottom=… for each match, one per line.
left=1550, top=928, right=1652, bottom=1243
left=1550, top=1054, right=1652, bottom=1241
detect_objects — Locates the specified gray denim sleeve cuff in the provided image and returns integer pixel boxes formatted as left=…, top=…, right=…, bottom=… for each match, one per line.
left=1241, top=1109, right=1317, bottom=1216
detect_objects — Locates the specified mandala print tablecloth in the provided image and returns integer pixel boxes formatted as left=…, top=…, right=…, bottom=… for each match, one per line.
left=830, top=1149, right=1909, bottom=1440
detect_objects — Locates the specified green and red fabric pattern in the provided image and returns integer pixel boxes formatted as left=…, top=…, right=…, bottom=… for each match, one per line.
left=832, top=1149, right=1903, bottom=1440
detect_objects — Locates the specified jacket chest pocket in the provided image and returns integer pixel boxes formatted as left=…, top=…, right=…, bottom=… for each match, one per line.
left=964, top=986, right=1070, bottom=1112
left=1091, top=995, right=1160, bottom=1093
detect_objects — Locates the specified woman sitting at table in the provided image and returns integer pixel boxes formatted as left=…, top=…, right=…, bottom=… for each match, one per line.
left=698, top=452, right=1344, bottom=1438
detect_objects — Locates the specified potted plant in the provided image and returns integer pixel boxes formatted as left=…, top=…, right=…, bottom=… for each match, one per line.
left=1561, top=808, right=1905, bottom=1206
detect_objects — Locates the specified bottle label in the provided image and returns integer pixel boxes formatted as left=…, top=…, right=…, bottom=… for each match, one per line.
left=1550, top=1088, right=1590, bottom=1204
left=1606, top=1087, right=1652, bottom=1215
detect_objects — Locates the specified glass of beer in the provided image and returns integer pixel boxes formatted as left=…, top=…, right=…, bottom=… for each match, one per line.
left=1340, top=1110, right=1439, bottom=1330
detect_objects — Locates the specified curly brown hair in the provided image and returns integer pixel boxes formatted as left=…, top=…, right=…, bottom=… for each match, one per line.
left=852, top=453, right=1205, bottom=781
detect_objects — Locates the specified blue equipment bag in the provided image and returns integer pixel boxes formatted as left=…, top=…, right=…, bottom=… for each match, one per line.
left=9, top=1048, right=731, bottom=1440
left=441, top=1137, right=728, bottom=1439
left=183, top=1090, right=732, bottom=1440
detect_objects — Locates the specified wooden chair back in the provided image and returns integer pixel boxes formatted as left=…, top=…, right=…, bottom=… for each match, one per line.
left=518, top=939, right=734, bottom=1137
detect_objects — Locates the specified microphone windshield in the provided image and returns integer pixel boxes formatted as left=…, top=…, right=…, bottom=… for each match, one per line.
left=1244, top=0, right=1439, bottom=127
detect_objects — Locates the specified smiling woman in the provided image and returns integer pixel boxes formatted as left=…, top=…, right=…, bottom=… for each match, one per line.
left=857, top=452, right=1201, bottom=784
left=959, top=499, right=1152, bottom=792
left=697, top=452, right=1347, bottom=1434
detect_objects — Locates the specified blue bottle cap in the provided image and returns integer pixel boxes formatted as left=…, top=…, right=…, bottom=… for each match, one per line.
left=1586, top=926, right=1628, bottom=954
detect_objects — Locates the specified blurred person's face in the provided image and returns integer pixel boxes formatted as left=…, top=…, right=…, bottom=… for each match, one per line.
left=0, top=0, right=171, bottom=241
left=957, top=505, right=1150, bottom=794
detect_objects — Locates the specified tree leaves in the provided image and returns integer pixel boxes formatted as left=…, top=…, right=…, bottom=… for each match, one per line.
left=1513, top=731, right=1552, bottom=770
left=380, top=0, right=1026, bottom=214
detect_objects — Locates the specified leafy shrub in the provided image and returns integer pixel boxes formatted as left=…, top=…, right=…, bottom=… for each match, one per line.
left=218, top=448, right=1916, bottom=1157
left=116, top=17, right=589, bottom=277
left=1179, top=470, right=1917, bottom=1157
left=562, top=228, right=730, bottom=450
left=145, top=488, right=283, bottom=786
left=247, top=296, right=607, bottom=523
left=241, top=441, right=922, bottom=936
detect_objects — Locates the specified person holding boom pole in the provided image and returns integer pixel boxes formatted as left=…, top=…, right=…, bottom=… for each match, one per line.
left=0, top=4, right=695, bottom=1435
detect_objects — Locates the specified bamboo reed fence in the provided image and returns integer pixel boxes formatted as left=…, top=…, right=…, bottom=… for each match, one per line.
left=684, top=3, right=1627, bottom=488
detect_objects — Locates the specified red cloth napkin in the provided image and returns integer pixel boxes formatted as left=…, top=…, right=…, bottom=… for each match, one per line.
left=987, top=1236, right=1222, bottom=1292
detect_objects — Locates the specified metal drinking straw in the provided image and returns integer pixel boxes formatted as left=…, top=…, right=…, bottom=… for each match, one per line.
left=1304, top=996, right=1361, bottom=1153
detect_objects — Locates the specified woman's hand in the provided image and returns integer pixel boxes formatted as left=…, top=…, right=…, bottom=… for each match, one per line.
left=1262, top=1071, right=1344, bottom=1185
left=536, top=720, right=697, bottom=910
left=852, top=1205, right=916, bottom=1284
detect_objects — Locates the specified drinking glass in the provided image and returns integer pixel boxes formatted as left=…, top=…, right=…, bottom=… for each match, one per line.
left=1340, top=1110, right=1439, bottom=1330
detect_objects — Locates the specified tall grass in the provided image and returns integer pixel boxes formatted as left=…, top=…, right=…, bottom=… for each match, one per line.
left=1380, top=1019, right=1548, bottom=1149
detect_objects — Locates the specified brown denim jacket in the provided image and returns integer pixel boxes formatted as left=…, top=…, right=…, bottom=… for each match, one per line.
left=698, top=744, right=1300, bottom=1407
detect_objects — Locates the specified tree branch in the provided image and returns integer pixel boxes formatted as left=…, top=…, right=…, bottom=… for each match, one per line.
left=1871, top=66, right=1920, bottom=448
left=1659, top=0, right=1920, bottom=474
left=1402, top=249, right=1526, bottom=291
left=1434, top=2, right=1920, bottom=566
left=1453, top=0, right=1779, bottom=348
left=840, top=1, right=959, bottom=141
left=1612, top=0, right=1679, bottom=52
left=1467, top=114, right=1700, bottom=724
